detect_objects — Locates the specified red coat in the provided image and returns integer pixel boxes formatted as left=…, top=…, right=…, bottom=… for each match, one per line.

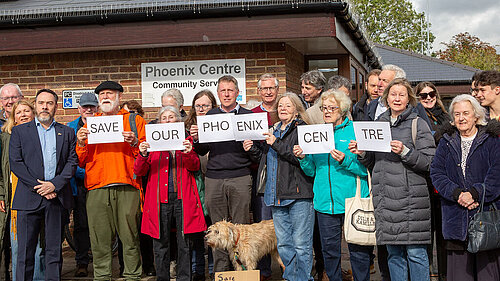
left=134, top=142, right=206, bottom=239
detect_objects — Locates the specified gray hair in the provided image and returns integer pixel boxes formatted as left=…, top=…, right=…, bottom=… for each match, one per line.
left=300, top=70, right=327, bottom=91
left=449, top=94, right=487, bottom=126
left=327, top=75, right=351, bottom=91
left=257, top=73, right=279, bottom=88
left=161, top=88, right=184, bottom=108
left=320, top=89, right=352, bottom=118
left=0, top=83, right=23, bottom=97
left=158, top=105, right=181, bottom=122
left=382, top=64, right=406, bottom=79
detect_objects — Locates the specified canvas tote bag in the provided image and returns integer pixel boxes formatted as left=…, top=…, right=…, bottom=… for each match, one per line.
left=344, top=171, right=376, bottom=245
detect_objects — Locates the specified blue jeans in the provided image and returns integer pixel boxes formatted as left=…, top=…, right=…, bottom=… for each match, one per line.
left=386, top=245, right=430, bottom=281
left=316, top=212, right=371, bottom=281
left=271, top=199, right=314, bottom=281
left=10, top=220, right=45, bottom=281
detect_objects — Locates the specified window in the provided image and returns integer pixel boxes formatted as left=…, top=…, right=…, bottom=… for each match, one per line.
left=308, top=59, right=338, bottom=81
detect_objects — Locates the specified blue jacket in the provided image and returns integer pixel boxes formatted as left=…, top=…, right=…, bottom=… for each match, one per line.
left=430, top=122, right=500, bottom=241
left=67, top=117, right=86, bottom=196
left=299, top=118, right=369, bottom=214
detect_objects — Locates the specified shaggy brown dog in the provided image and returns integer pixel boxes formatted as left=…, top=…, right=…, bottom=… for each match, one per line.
left=205, top=219, right=284, bottom=271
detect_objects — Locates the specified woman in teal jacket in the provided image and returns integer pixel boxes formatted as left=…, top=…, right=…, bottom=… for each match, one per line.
left=294, top=89, right=372, bottom=281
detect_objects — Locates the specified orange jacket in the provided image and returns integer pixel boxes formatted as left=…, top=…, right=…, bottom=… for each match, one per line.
left=76, top=109, right=146, bottom=191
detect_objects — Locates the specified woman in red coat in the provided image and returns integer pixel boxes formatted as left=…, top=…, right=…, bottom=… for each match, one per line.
left=134, top=105, right=206, bottom=281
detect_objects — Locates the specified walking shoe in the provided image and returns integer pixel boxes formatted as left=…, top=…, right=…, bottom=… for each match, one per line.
left=341, top=269, right=352, bottom=281
left=75, top=264, right=88, bottom=277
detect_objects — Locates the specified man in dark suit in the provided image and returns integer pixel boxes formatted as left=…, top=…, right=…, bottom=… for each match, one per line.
left=10, top=89, right=77, bottom=281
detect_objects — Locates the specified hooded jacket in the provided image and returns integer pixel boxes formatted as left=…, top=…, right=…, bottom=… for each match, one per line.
left=359, top=106, right=436, bottom=245
left=430, top=121, right=500, bottom=241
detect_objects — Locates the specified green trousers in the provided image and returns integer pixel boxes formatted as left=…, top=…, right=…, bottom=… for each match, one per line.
left=86, top=185, right=142, bottom=280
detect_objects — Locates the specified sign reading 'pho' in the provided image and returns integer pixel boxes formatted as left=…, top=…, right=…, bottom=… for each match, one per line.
left=197, top=114, right=235, bottom=143
left=297, top=124, right=335, bottom=154
left=141, top=59, right=246, bottom=107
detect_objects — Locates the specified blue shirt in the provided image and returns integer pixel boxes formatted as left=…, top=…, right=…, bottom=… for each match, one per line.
left=264, top=122, right=295, bottom=207
left=35, top=118, right=57, bottom=181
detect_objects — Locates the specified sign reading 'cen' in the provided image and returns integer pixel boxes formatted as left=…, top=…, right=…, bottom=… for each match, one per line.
left=297, top=124, right=335, bottom=154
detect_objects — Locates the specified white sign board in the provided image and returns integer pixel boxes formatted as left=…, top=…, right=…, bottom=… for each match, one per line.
left=145, top=123, right=186, bottom=152
left=62, top=89, right=95, bottom=109
left=353, top=121, right=392, bottom=152
left=232, top=113, right=268, bottom=141
left=87, top=116, right=124, bottom=144
left=197, top=114, right=235, bottom=143
left=141, top=59, right=246, bottom=107
left=298, top=124, right=335, bottom=154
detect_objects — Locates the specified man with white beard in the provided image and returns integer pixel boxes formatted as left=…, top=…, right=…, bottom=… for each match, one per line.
left=76, top=81, right=146, bottom=280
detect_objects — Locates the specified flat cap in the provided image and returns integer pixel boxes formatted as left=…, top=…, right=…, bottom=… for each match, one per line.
left=95, top=81, right=123, bottom=94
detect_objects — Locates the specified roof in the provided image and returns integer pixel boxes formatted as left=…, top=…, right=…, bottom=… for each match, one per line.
left=374, top=43, right=479, bottom=83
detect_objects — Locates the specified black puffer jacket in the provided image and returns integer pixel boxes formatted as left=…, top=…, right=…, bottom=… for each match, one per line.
left=248, top=119, right=313, bottom=200
left=359, top=106, right=436, bottom=245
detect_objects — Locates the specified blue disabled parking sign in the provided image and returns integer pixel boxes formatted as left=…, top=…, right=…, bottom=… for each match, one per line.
left=63, top=98, right=73, bottom=108
left=62, top=89, right=95, bottom=109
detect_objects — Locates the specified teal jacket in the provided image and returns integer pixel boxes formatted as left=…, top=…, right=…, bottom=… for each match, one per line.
left=299, top=118, right=369, bottom=215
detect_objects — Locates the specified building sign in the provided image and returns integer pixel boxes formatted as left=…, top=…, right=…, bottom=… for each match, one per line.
left=141, top=59, right=246, bottom=107
left=62, top=89, right=95, bottom=109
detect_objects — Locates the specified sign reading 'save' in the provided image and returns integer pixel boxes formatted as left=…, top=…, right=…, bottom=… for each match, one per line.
left=197, top=114, right=235, bottom=143
left=353, top=121, right=392, bottom=152
left=87, top=116, right=124, bottom=144
left=232, top=113, right=268, bottom=141
left=146, top=123, right=186, bottom=151
left=298, top=124, right=335, bottom=154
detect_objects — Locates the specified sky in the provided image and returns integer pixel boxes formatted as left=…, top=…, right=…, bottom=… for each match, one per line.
left=409, top=0, right=500, bottom=53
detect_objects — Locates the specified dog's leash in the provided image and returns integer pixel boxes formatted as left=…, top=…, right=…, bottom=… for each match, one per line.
left=232, top=229, right=248, bottom=271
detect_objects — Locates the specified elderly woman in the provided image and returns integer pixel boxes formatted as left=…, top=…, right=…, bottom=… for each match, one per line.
left=0, top=100, right=45, bottom=281
left=243, top=92, right=314, bottom=281
left=134, top=106, right=206, bottom=281
left=293, top=89, right=372, bottom=281
left=349, top=78, right=436, bottom=281
left=430, top=94, right=500, bottom=281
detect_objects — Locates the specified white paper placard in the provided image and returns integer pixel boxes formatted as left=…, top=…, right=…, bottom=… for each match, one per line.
left=297, top=124, right=335, bottom=154
left=197, top=114, right=235, bottom=143
left=87, top=115, right=124, bottom=144
left=145, top=123, right=186, bottom=151
left=232, top=112, right=268, bottom=141
left=353, top=121, right=392, bottom=152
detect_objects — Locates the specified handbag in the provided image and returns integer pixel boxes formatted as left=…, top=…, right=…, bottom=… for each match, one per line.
left=344, top=171, right=376, bottom=246
left=467, top=184, right=500, bottom=253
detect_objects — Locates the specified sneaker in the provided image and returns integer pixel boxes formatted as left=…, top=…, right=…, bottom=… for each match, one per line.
left=75, top=264, right=88, bottom=277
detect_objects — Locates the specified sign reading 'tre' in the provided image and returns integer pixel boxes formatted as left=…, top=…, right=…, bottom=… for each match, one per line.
left=197, top=114, right=235, bottom=143
left=297, top=124, right=335, bottom=154
left=353, top=121, right=392, bottom=152
left=87, top=115, right=124, bottom=144
left=145, top=122, right=186, bottom=151
left=232, top=113, right=268, bottom=141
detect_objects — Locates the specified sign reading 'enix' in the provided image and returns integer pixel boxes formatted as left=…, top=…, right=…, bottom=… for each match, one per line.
left=141, top=59, right=246, bottom=108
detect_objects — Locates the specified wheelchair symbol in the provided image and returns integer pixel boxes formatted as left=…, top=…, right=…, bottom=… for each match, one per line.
left=63, top=98, right=73, bottom=108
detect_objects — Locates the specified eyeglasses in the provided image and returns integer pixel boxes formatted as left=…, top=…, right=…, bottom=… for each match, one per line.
left=418, top=91, right=436, bottom=99
left=258, top=86, right=277, bottom=92
left=0, top=96, right=21, bottom=101
left=194, top=104, right=212, bottom=111
left=319, top=106, right=339, bottom=112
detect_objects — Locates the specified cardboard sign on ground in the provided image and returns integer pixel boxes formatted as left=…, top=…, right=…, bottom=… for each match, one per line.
left=214, top=270, right=260, bottom=281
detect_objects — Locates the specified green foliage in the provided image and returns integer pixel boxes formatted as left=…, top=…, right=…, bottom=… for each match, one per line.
left=436, top=32, right=500, bottom=71
left=349, top=0, right=435, bottom=53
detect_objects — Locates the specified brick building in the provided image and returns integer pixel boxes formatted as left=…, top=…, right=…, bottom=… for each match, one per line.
left=0, top=0, right=380, bottom=123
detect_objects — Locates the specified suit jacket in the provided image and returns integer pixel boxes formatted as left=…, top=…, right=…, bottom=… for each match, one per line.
left=10, top=120, right=77, bottom=211
left=367, top=97, right=433, bottom=128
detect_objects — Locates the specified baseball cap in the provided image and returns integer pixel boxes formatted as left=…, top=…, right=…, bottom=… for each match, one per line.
left=79, top=93, right=99, bottom=107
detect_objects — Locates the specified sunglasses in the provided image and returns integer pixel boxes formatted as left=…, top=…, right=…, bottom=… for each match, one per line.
left=418, top=91, right=436, bottom=99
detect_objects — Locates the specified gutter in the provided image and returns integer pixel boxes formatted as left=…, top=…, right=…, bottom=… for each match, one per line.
left=0, top=1, right=380, bottom=68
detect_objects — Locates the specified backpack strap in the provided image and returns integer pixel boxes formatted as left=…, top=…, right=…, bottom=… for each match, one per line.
left=411, top=116, right=418, bottom=145
left=129, top=113, right=138, bottom=138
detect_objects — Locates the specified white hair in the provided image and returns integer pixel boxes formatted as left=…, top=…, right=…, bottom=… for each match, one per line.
left=161, top=88, right=184, bottom=108
left=0, top=83, right=23, bottom=97
left=449, top=94, right=487, bottom=126
left=257, top=73, right=279, bottom=88
left=158, top=106, right=181, bottom=121
left=382, top=64, right=406, bottom=79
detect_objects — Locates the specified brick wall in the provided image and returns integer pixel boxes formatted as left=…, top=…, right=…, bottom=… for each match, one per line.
left=0, top=42, right=304, bottom=123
